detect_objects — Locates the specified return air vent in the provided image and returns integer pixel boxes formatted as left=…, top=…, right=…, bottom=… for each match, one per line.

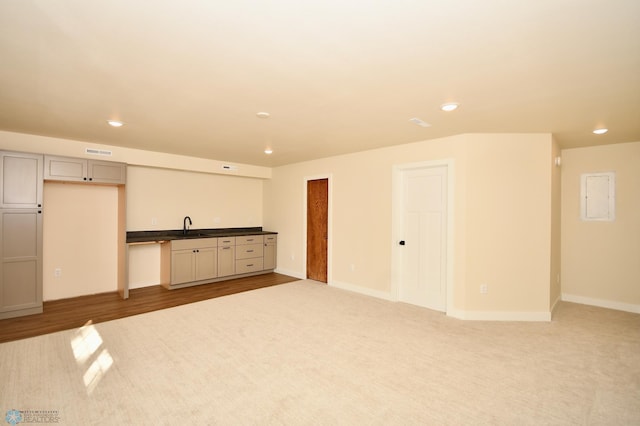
left=409, top=117, right=431, bottom=128
left=85, top=148, right=113, bottom=156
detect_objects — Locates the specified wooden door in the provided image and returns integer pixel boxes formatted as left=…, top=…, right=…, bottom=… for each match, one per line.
left=307, top=179, right=328, bottom=282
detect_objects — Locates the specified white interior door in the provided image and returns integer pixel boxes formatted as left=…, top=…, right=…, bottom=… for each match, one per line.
left=398, top=166, right=447, bottom=311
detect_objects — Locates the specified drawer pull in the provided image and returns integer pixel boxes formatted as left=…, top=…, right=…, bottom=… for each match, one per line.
left=222, top=247, right=230, bottom=250
left=247, top=249, right=254, bottom=253
left=247, top=264, right=253, bottom=267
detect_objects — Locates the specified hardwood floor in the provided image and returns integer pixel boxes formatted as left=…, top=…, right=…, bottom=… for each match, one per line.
left=0, top=273, right=299, bottom=344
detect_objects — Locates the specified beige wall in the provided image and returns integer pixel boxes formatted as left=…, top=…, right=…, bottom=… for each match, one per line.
left=126, top=166, right=263, bottom=231
left=264, top=133, right=554, bottom=319
left=561, top=141, right=640, bottom=312
left=43, top=182, right=118, bottom=300
left=126, top=166, right=264, bottom=288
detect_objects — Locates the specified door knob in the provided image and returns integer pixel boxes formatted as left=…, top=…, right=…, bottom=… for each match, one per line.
left=399, top=240, right=406, bottom=246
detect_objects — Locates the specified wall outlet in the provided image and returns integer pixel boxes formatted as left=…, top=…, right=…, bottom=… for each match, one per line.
left=54, top=268, right=62, bottom=278
left=151, top=217, right=158, bottom=226
left=213, top=217, right=221, bottom=224
left=350, top=264, right=356, bottom=272
left=480, top=284, right=488, bottom=294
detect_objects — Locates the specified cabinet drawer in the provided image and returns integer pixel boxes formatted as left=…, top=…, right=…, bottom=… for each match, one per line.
left=264, top=234, right=277, bottom=244
left=236, top=235, right=263, bottom=245
left=235, top=258, right=264, bottom=274
left=235, top=243, right=263, bottom=259
left=171, top=238, right=217, bottom=251
left=218, top=236, right=236, bottom=246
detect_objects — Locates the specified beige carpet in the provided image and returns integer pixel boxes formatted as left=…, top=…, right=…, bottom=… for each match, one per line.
left=1, top=280, right=639, bottom=425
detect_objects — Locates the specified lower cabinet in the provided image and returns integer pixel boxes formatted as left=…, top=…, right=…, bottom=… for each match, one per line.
left=0, top=209, right=43, bottom=319
left=164, top=233, right=277, bottom=290
left=235, top=235, right=264, bottom=274
left=170, top=238, right=217, bottom=285
left=217, top=237, right=236, bottom=277
left=264, top=234, right=277, bottom=270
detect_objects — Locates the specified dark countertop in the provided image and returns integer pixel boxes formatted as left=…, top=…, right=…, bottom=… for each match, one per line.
left=126, top=227, right=276, bottom=244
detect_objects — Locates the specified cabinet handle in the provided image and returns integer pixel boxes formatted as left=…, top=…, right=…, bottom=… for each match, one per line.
left=83, top=177, right=87, bottom=181
left=247, top=264, right=253, bottom=267
left=247, top=250, right=254, bottom=253
left=89, top=178, right=93, bottom=181
left=222, top=247, right=230, bottom=250
left=247, top=239, right=253, bottom=242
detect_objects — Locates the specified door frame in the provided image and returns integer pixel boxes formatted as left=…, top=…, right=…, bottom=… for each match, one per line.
left=303, top=174, right=332, bottom=283
left=391, top=160, right=455, bottom=314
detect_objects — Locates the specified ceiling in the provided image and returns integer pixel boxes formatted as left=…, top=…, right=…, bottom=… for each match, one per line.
left=1, top=0, right=639, bottom=167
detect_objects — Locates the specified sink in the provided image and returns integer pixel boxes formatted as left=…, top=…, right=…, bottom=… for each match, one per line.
left=182, top=232, right=214, bottom=239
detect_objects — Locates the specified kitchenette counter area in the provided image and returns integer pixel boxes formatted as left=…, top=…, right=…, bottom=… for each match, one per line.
left=126, top=227, right=278, bottom=295
left=126, top=227, right=277, bottom=244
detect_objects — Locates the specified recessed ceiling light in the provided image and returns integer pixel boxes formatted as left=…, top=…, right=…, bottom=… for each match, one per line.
left=440, top=103, right=459, bottom=112
left=107, top=120, right=124, bottom=127
left=256, top=112, right=270, bottom=119
left=593, top=128, right=608, bottom=135
left=264, top=149, right=273, bottom=155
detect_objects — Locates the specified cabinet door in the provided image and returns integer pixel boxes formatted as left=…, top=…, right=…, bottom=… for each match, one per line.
left=1, top=152, right=43, bottom=208
left=44, top=155, right=86, bottom=182
left=88, top=160, right=126, bottom=184
left=171, top=249, right=195, bottom=284
left=264, top=242, right=277, bottom=270
left=217, top=245, right=235, bottom=277
left=195, top=247, right=217, bottom=281
left=0, top=209, right=43, bottom=318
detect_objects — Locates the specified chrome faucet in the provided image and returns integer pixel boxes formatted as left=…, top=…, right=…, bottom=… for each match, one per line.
left=183, top=216, right=192, bottom=235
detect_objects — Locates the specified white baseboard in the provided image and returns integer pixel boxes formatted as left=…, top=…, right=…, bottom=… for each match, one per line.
left=454, top=310, right=552, bottom=322
left=128, top=280, right=160, bottom=290
left=562, top=293, right=640, bottom=314
left=329, top=280, right=393, bottom=301
left=305, top=277, right=554, bottom=322
left=274, top=267, right=305, bottom=280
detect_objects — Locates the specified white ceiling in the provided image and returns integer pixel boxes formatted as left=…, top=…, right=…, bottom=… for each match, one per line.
left=1, top=0, right=639, bottom=167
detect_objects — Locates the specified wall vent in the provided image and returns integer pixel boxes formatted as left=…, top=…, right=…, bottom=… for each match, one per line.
left=85, top=148, right=113, bottom=156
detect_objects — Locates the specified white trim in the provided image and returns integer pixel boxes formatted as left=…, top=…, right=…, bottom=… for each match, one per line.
left=302, top=174, right=333, bottom=283
left=455, top=310, right=552, bottom=322
left=329, top=280, right=394, bottom=301
left=391, top=159, right=455, bottom=315
left=274, top=267, right=305, bottom=280
left=562, top=293, right=640, bottom=314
